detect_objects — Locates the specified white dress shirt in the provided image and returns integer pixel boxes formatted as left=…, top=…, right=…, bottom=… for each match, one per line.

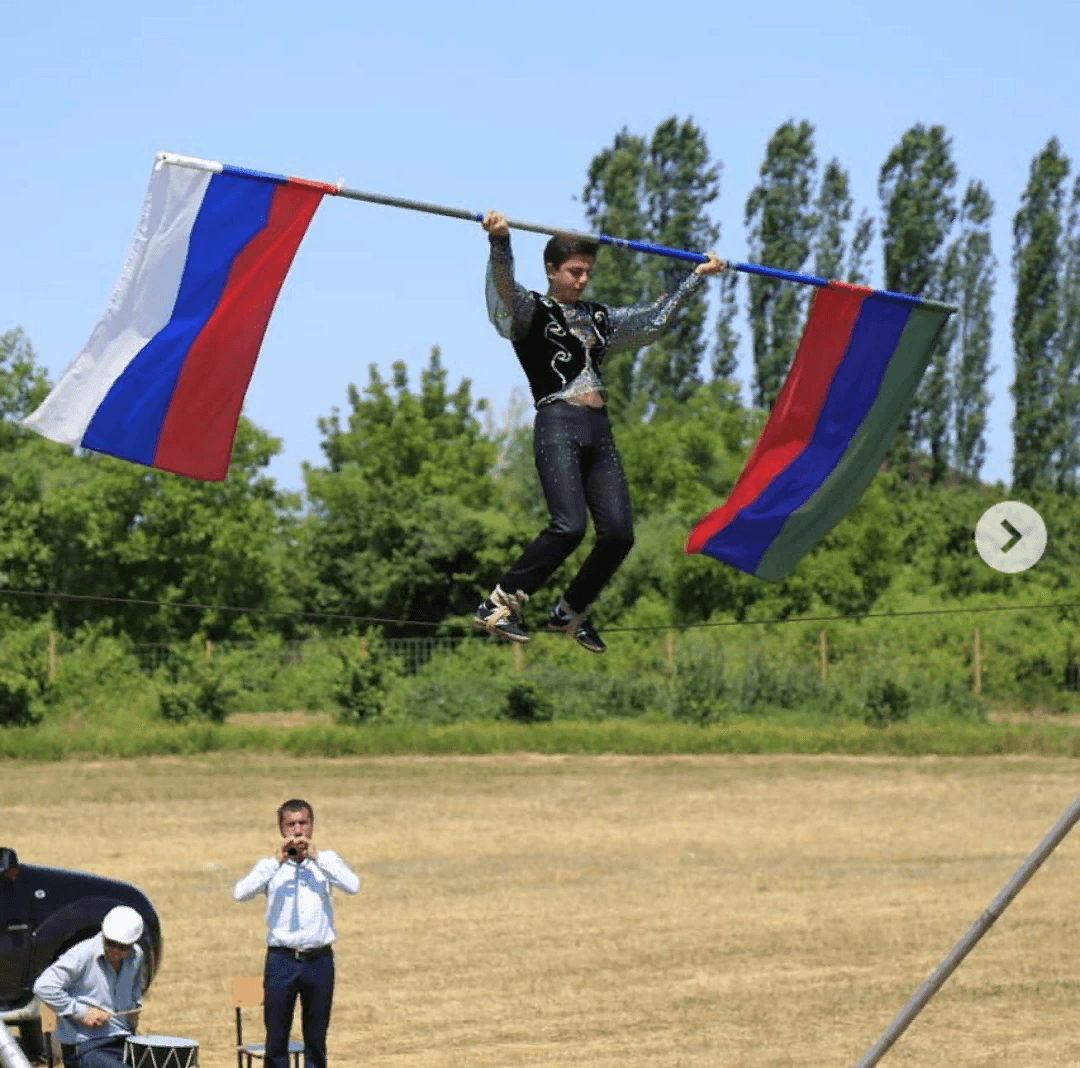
left=233, top=850, right=359, bottom=949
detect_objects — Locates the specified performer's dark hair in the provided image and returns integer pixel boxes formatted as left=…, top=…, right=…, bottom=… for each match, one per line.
left=544, top=234, right=599, bottom=272
left=277, top=798, right=314, bottom=828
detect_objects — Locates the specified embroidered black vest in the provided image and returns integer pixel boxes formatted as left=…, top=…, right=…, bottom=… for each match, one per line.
left=511, top=294, right=612, bottom=406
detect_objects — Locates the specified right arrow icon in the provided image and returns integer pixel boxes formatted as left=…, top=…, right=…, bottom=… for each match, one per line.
left=975, top=501, right=1047, bottom=573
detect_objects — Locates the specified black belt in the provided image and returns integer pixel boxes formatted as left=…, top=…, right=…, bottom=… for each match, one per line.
left=269, top=943, right=332, bottom=962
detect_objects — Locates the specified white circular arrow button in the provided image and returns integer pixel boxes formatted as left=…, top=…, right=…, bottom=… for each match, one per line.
left=974, top=502, right=1047, bottom=573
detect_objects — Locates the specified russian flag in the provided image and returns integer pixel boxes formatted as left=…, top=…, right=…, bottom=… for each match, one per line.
left=23, top=155, right=334, bottom=481
left=686, top=281, right=953, bottom=581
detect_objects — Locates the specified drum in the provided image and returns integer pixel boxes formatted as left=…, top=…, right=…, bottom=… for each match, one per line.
left=124, top=1035, right=199, bottom=1068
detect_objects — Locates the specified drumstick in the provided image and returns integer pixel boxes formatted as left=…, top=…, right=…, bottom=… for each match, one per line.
left=87, top=1005, right=141, bottom=1016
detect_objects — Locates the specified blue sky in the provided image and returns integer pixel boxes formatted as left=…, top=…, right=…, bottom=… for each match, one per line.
left=4, top=0, right=1078, bottom=493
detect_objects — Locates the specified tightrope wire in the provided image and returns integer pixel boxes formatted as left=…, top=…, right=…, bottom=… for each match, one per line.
left=1, top=586, right=1078, bottom=635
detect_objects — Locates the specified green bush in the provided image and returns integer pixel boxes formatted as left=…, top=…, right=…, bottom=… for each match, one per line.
left=0, top=622, right=51, bottom=726
left=210, top=636, right=341, bottom=713
left=0, top=670, right=38, bottom=727
left=48, top=628, right=145, bottom=704
left=158, top=672, right=236, bottom=724
left=862, top=677, right=911, bottom=726
left=502, top=679, right=555, bottom=723
left=670, top=635, right=727, bottom=724
left=154, top=637, right=239, bottom=724
left=729, top=652, right=823, bottom=716
left=331, top=631, right=402, bottom=724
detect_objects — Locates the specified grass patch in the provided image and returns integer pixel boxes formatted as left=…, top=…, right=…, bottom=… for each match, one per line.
left=3, top=716, right=1080, bottom=761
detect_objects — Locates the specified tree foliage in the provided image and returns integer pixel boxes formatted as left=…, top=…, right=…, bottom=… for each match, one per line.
left=949, top=180, right=996, bottom=480
left=583, top=116, right=720, bottom=411
left=301, top=348, right=522, bottom=632
left=878, top=123, right=959, bottom=478
left=1011, top=138, right=1072, bottom=491
left=745, top=119, right=818, bottom=411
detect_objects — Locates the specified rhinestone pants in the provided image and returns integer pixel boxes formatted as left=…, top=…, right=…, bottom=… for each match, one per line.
left=498, top=402, right=634, bottom=612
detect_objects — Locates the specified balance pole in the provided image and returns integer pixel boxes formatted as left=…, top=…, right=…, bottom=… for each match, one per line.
left=153, top=151, right=955, bottom=311
left=853, top=792, right=1080, bottom=1068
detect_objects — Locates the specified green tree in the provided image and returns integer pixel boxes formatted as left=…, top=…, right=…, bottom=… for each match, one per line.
left=1, top=413, right=298, bottom=642
left=583, top=117, right=721, bottom=411
left=0, top=328, right=50, bottom=452
left=745, top=119, right=818, bottom=411
left=847, top=210, right=875, bottom=286
left=711, top=270, right=740, bottom=385
left=812, top=159, right=852, bottom=281
left=636, top=117, right=721, bottom=406
left=878, top=123, right=958, bottom=476
left=810, top=159, right=876, bottom=286
left=582, top=129, right=650, bottom=411
left=1012, top=138, right=1071, bottom=491
left=1, top=330, right=298, bottom=641
left=1052, top=174, right=1080, bottom=487
left=950, top=180, right=996, bottom=480
left=302, top=348, right=520, bottom=631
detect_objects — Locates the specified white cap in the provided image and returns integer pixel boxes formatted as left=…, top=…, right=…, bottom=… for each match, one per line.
left=101, top=906, right=144, bottom=945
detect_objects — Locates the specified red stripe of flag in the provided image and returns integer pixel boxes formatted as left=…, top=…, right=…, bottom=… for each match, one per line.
left=153, top=183, right=325, bottom=480
left=686, top=283, right=867, bottom=554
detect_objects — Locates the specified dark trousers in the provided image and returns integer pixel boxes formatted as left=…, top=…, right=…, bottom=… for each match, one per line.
left=498, top=402, right=634, bottom=612
left=264, top=946, right=335, bottom=1068
left=64, top=1037, right=125, bottom=1068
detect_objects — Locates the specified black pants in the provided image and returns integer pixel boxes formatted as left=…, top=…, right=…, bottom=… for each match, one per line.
left=264, top=945, right=335, bottom=1068
left=498, top=402, right=634, bottom=612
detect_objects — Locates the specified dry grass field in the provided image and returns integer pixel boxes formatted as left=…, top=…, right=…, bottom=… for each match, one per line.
left=5, top=753, right=1080, bottom=1068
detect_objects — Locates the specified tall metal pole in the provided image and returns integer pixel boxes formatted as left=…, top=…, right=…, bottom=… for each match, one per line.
left=853, top=793, right=1080, bottom=1068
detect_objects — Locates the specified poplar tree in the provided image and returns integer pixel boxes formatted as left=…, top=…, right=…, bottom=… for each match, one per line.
left=711, top=271, right=740, bottom=385
left=950, top=180, right=996, bottom=480
left=582, top=129, right=650, bottom=412
left=745, top=119, right=818, bottom=411
left=847, top=211, right=875, bottom=286
left=637, top=117, right=720, bottom=406
left=582, top=118, right=721, bottom=413
left=1051, top=175, right=1080, bottom=487
left=878, top=123, right=958, bottom=476
left=811, top=158, right=876, bottom=285
left=812, top=159, right=852, bottom=281
left=1011, top=138, right=1071, bottom=490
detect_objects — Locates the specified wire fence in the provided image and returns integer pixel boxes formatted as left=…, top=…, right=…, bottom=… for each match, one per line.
left=129, top=635, right=471, bottom=678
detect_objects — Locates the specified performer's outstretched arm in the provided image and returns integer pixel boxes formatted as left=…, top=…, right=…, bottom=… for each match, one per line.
left=606, top=252, right=725, bottom=354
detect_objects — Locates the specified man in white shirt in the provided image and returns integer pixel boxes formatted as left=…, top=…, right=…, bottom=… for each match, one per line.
left=234, top=799, right=359, bottom=1068
left=33, top=905, right=145, bottom=1068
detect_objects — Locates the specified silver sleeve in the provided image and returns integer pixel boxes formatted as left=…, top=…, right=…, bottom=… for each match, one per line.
left=604, top=270, right=706, bottom=354
left=486, top=235, right=537, bottom=340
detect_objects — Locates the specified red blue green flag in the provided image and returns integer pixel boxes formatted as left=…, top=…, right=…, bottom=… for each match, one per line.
left=686, top=281, right=954, bottom=581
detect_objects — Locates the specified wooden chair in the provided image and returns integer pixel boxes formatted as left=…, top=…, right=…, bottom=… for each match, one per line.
left=231, top=977, right=303, bottom=1068
left=39, top=1003, right=58, bottom=1068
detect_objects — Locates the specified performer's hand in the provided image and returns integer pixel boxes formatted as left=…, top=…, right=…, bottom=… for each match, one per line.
left=482, top=211, right=509, bottom=238
left=129, top=1012, right=140, bottom=1033
left=82, top=1007, right=110, bottom=1028
left=694, top=251, right=726, bottom=276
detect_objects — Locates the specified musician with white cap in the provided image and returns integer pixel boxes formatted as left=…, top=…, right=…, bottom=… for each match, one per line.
left=33, top=905, right=146, bottom=1068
